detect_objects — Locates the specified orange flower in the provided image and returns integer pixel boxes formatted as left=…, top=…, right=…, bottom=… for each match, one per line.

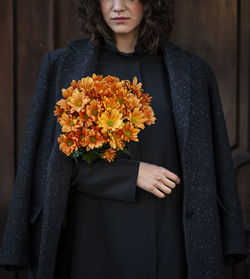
left=61, top=80, right=77, bottom=98
left=55, top=74, right=157, bottom=162
left=126, top=107, right=147, bottom=129
left=102, top=81, right=123, bottom=97
left=97, top=109, right=124, bottom=133
left=77, top=77, right=94, bottom=93
left=58, top=133, right=78, bottom=156
left=126, top=93, right=142, bottom=111
left=107, top=88, right=128, bottom=117
left=62, top=87, right=72, bottom=99
left=101, top=148, right=117, bottom=162
left=102, top=96, right=120, bottom=112
left=67, top=90, right=90, bottom=113
left=126, top=76, right=143, bottom=97
left=140, top=93, right=152, bottom=106
left=78, top=111, right=93, bottom=128
left=114, top=87, right=129, bottom=110
left=73, top=128, right=86, bottom=147
left=121, top=122, right=140, bottom=142
left=86, top=99, right=102, bottom=121
left=71, top=79, right=77, bottom=88
left=54, top=106, right=64, bottom=118
left=103, top=75, right=120, bottom=84
left=92, top=73, right=104, bottom=81
left=83, top=128, right=106, bottom=151
left=59, top=113, right=83, bottom=133
left=93, top=81, right=105, bottom=95
left=110, top=80, right=123, bottom=92
left=108, top=130, right=125, bottom=150
left=56, top=99, right=70, bottom=112
left=141, top=106, right=157, bottom=125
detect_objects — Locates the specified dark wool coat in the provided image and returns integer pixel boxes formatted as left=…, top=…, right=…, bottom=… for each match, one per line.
left=0, top=37, right=248, bottom=279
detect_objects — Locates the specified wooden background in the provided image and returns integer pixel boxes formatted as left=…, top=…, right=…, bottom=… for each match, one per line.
left=0, top=0, right=249, bottom=278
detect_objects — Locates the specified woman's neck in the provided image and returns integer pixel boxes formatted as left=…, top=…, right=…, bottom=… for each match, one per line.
left=114, top=31, right=138, bottom=53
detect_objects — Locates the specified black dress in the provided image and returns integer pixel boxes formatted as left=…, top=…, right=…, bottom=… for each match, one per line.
left=53, top=37, right=188, bottom=279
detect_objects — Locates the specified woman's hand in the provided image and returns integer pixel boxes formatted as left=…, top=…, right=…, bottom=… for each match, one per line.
left=136, top=161, right=181, bottom=198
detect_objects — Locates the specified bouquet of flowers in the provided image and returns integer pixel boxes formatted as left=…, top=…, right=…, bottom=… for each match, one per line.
left=54, top=74, right=156, bottom=163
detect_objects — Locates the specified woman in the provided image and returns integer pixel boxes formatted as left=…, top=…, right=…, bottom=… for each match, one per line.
left=0, top=0, right=248, bottom=278
left=54, top=0, right=186, bottom=278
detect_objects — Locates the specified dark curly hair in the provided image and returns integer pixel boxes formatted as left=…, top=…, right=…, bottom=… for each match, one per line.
left=77, top=0, right=175, bottom=54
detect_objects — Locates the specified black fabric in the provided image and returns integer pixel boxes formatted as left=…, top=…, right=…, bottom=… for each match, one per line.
left=0, top=35, right=248, bottom=279
left=54, top=37, right=188, bottom=278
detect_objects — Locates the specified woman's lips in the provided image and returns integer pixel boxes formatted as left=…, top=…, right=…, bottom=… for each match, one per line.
left=111, top=17, right=130, bottom=22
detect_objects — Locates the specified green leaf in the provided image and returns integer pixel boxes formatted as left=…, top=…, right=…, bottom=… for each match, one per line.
left=121, top=148, right=131, bottom=156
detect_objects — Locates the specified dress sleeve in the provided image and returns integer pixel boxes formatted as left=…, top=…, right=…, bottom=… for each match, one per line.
left=208, top=65, right=248, bottom=265
left=70, top=154, right=140, bottom=203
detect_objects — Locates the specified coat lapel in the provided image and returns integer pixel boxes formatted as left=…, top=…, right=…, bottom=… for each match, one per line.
left=160, top=40, right=191, bottom=164
left=64, top=38, right=191, bottom=164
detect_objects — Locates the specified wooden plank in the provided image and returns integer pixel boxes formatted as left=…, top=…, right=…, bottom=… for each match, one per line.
left=16, top=0, right=49, bottom=157
left=234, top=0, right=250, bottom=276
left=53, top=0, right=83, bottom=48
left=170, top=0, right=238, bottom=148
left=0, top=0, right=15, bottom=250
left=0, top=0, right=248, bottom=278
left=0, top=0, right=16, bottom=278
left=238, top=0, right=250, bottom=155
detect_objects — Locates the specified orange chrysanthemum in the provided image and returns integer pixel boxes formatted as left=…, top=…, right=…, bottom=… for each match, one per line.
left=141, top=106, right=157, bottom=125
left=140, top=92, right=152, bottom=106
left=92, top=73, right=104, bottom=81
left=83, top=128, right=106, bottom=151
left=97, top=109, right=124, bottom=133
left=67, top=90, right=90, bottom=113
left=56, top=99, right=70, bottom=112
left=77, top=77, right=94, bottom=93
left=126, top=93, right=142, bottom=111
left=54, top=106, right=64, bottom=118
left=126, top=77, right=143, bottom=97
left=59, top=113, right=83, bottom=133
left=115, top=86, right=128, bottom=100
left=108, top=129, right=125, bottom=150
left=58, top=132, right=78, bottom=156
left=78, top=111, right=93, bottom=128
left=126, top=107, right=148, bottom=129
left=72, top=128, right=85, bottom=147
left=103, top=75, right=120, bottom=84
left=62, top=88, right=72, bottom=99
left=101, top=148, right=117, bottom=162
left=86, top=99, right=102, bottom=121
left=55, top=74, right=157, bottom=162
left=122, top=122, right=140, bottom=142
left=93, top=81, right=105, bottom=95
left=102, top=96, right=120, bottom=112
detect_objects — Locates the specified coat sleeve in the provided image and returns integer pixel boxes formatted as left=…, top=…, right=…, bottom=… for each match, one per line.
left=208, top=65, right=248, bottom=265
left=0, top=53, right=51, bottom=272
left=70, top=153, right=140, bottom=203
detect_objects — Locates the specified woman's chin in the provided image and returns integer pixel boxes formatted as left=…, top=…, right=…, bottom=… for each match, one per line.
left=110, top=25, right=136, bottom=35
left=113, top=29, right=132, bottom=35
